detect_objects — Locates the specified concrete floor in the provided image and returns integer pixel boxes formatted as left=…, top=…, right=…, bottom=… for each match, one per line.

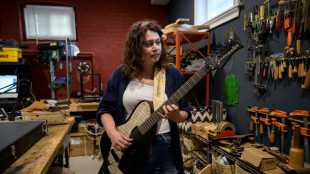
left=69, top=155, right=103, bottom=174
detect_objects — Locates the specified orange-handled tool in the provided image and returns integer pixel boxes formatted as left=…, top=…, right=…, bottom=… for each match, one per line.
left=287, top=29, right=292, bottom=46
left=270, top=118, right=277, bottom=143
left=291, top=122, right=298, bottom=148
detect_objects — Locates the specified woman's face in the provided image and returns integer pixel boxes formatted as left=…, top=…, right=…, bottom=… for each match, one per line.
left=141, top=30, right=162, bottom=66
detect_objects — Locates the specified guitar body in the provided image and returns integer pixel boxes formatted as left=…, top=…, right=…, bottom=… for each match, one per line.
left=101, top=101, right=156, bottom=174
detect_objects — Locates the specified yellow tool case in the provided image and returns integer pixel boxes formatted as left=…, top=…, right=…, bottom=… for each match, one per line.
left=0, top=47, right=22, bottom=62
left=0, top=39, right=25, bottom=62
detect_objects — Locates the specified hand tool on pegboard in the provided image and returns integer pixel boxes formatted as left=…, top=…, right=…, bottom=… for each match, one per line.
left=254, top=45, right=267, bottom=96
left=284, top=2, right=291, bottom=30
left=253, top=5, right=259, bottom=42
left=302, top=49, right=310, bottom=89
left=301, top=49, right=308, bottom=88
left=270, top=110, right=288, bottom=153
left=271, top=54, right=279, bottom=80
left=276, top=3, right=284, bottom=33
left=290, top=47, right=299, bottom=75
left=302, top=0, right=309, bottom=34
left=286, top=46, right=294, bottom=78
left=289, top=110, right=310, bottom=163
left=244, top=13, right=247, bottom=31
left=292, top=0, right=297, bottom=34
left=264, top=0, right=272, bottom=33
left=296, top=40, right=304, bottom=79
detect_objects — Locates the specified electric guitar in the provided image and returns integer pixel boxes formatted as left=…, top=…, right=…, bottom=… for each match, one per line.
left=100, top=39, right=244, bottom=174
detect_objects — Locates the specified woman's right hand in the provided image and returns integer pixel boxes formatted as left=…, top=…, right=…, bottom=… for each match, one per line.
left=108, top=130, right=133, bottom=151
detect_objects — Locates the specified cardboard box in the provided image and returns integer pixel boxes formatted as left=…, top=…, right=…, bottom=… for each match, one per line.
left=183, top=136, right=204, bottom=151
left=70, top=133, right=94, bottom=157
left=241, top=148, right=276, bottom=171
left=234, top=163, right=251, bottom=174
left=0, top=47, right=22, bottom=62
left=78, top=122, right=86, bottom=133
left=212, top=152, right=235, bottom=174
left=21, top=101, right=70, bottom=125
left=198, top=164, right=211, bottom=174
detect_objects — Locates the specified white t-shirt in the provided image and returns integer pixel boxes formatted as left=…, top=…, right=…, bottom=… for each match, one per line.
left=123, top=78, right=170, bottom=134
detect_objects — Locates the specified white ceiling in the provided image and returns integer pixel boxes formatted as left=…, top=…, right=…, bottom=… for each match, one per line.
left=151, top=0, right=170, bottom=5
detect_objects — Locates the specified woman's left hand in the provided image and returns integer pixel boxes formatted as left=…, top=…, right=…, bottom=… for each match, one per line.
left=158, top=104, right=181, bottom=123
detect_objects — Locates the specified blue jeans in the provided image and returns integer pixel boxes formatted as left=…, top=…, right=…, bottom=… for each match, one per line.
left=139, top=132, right=179, bottom=174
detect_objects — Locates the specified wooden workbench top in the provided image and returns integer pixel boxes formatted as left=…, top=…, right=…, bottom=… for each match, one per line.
left=69, top=102, right=99, bottom=112
left=4, top=117, right=75, bottom=174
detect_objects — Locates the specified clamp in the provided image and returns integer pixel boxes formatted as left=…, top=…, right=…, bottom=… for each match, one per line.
left=300, top=127, right=310, bottom=137
left=289, top=110, right=309, bottom=163
left=259, top=108, right=271, bottom=137
left=258, top=107, right=270, bottom=113
left=270, top=110, right=288, bottom=117
left=291, top=122, right=298, bottom=148
left=270, top=118, right=277, bottom=143
left=260, top=117, right=272, bottom=125
left=271, top=116, right=287, bottom=153
left=273, top=121, right=288, bottom=132
left=250, top=106, right=259, bottom=112
left=249, top=106, right=259, bottom=137
left=251, top=115, right=260, bottom=124
left=289, top=110, right=310, bottom=117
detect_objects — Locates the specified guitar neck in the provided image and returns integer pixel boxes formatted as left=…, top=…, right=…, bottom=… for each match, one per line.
left=138, top=65, right=210, bottom=135
left=137, top=39, right=243, bottom=135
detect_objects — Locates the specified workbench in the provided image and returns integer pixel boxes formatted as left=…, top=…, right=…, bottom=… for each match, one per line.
left=3, top=117, right=75, bottom=174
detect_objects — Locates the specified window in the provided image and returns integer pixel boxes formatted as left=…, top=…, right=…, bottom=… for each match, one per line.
left=24, top=5, right=76, bottom=40
left=194, top=0, right=241, bottom=29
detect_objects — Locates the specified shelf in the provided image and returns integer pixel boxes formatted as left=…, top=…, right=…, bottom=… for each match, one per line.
left=189, top=151, right=208, bottom=166
left=213, top=146, right=264, bottom=174
left=164, top=31, right=210, bottom=46
left=0, top=61, right=29, bottom=66
left=164, top=30, right=210, bottom=107
left=188, top=133, right=264, bottom=174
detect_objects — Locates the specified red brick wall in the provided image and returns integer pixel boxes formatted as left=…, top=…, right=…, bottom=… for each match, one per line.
left=0, top=0, right=167, bottom=100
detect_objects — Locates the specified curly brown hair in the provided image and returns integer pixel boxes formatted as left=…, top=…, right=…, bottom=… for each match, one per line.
left=122, top=20, right=169, bottom=79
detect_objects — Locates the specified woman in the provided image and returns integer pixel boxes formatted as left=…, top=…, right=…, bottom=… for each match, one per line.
left=97, top=20, right=191, bottom=174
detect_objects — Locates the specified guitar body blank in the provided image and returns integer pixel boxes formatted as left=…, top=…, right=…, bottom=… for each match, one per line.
left=101, top=101, right=156, bottom=174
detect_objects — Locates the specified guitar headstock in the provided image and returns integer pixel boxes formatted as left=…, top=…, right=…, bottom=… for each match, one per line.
left=207, top=39, right=244, bottom=70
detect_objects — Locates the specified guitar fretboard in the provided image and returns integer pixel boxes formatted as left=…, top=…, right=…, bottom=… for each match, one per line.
left=135, top=39, right=242, bottom=135
left=138, top=65, right=210, bottom=135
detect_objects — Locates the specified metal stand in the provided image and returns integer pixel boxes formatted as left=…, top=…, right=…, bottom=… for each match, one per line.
left=80, top=73, right=103, bottom=102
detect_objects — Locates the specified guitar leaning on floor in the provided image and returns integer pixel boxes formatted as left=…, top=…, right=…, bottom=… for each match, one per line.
left=100, top=39, right=244, bottom=174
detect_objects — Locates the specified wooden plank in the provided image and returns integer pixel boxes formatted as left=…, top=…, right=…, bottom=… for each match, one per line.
left=69, top=103, right=99, bottom=112
left=4, top=117, right=75, bottom=174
